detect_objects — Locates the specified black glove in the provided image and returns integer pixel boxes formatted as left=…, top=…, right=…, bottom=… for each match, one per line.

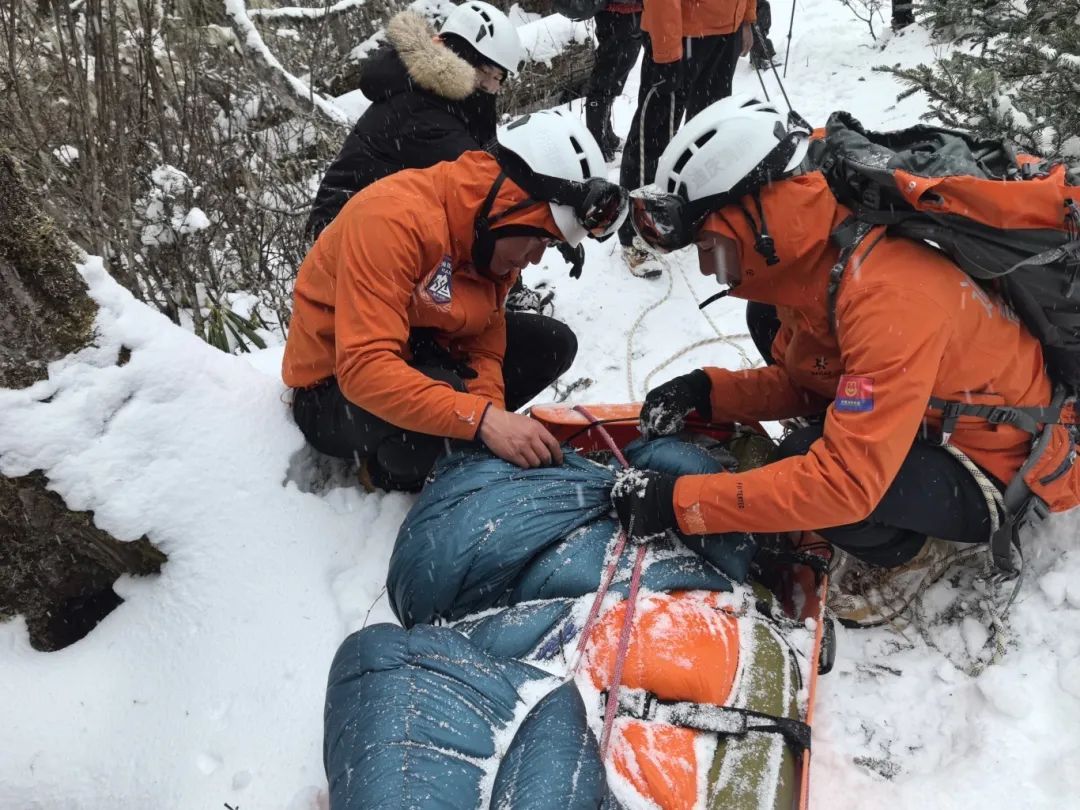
left=640, top=369, right=712, bottom=439
left=557, top=241, right=585, bottom=279
left=611, top=468, right=679, bottom=544
left=651, top=59, right=684, bottom=95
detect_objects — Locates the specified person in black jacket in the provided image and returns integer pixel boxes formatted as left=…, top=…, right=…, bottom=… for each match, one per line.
left=305, top=2, right=523, bottom=241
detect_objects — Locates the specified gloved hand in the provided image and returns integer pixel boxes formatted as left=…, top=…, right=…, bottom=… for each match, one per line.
left=640, top=369, right=712, bottom=439
left=651, top=59, right=684, bottom=95
left=557, top=241, right=585, bottom=279
left=611, top=467, right=679, bottom=544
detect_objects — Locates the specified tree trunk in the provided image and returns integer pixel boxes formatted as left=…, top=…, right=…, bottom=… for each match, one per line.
left=0, top=151, right=167, bottom=652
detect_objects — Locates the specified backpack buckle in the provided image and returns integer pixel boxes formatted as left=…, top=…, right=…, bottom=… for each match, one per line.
left=985, top=407, right=1018, bottom=426
left=939, top=401, right=965, bottom=445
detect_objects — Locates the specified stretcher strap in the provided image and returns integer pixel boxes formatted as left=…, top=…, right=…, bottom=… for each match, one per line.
left=606, top=687, right=812, bottom=755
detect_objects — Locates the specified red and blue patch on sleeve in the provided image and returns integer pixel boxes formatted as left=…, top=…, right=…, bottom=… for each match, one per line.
left=835, top=375, right=874, bottom=412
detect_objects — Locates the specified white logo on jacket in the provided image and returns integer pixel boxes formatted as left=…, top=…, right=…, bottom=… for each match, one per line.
left=425, top=256, right=453, bottom=304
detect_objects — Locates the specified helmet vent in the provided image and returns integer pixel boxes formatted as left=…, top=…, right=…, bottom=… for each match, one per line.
left=673, top=147, right=693, bottom=174
left=476, top=6, right=495, bottom=37
left=568, top=135, right=589, bottom=175
left=693, top=130, right=716, bottom=149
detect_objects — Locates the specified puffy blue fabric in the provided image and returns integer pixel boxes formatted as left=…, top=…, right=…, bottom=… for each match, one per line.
left=509, top=521, right=622, bottom=603
left=324, top=624, right=547, bottom=810
left=625, top=437, right=759, bottom=583
left=509, top=519, right=732, bottom=607
left=623, top=436, right=726, bottom=476
left=336, top=438, right=760, bottom=809
left=453, top=600, right=575, bottom=661
left=388, top=449, right=613, bottom=627
left=490, top=682, right=618, bottom=810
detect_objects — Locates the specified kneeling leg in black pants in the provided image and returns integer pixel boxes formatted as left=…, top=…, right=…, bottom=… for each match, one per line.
left=775, top=424, right=995, bottom=567
left=291, top=312, right=578, bottom=490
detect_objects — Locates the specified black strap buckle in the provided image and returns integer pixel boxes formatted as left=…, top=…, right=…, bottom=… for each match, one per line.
left=985, top=407, right=1018, bottom=426
left=939, top=401, right=965, bottom=445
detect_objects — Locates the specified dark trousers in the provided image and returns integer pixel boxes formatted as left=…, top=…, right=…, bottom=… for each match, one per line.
left=776, top=425, right=994, bottom=567
left=893, top=0, right=915, bottom=23
left=291, top=313, right=578, bottom=490
left=619, top=32, right=743, bottom=246
left=585, top=11, right=643, bottom=152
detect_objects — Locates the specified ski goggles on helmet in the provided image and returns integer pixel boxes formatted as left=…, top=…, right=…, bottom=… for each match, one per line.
left=629, top=187, right=708, bottom=254
left=630, top=130, right=809, bottom=254
left=493, top=144, right=628, bottom=241
left=575, top=177, right=629, bottom=240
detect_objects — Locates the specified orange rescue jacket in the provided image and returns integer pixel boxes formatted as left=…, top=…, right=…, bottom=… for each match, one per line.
left=642, top=0, right=756, bottom=63
left=673, top=171, right=1054, bottom=536
left=282, top=151, right=562, bottom=441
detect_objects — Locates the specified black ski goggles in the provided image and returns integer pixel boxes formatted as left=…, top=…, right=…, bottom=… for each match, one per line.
left=629, top=188, right=709, bottom=254
left=630, top=131, right=809, bottom=253
left=575, top=177, right=629, bottom=240
left=493, top=145, right=628, bottom=240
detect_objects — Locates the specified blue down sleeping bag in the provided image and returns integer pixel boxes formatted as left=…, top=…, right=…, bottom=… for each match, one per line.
left=387, top=439, right=757, bottom=628
left=324, top=623, right=619, bottom=810
left=331, top=438, right=762, bottom=809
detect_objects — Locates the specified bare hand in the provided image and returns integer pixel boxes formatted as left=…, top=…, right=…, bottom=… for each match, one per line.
left=740, top=22, right=753, bottom=57
left=478, top=407, right=564, bottom=469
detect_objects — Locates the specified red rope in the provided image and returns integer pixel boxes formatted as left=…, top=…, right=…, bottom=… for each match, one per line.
left=571, top=404, right=647, bottom=756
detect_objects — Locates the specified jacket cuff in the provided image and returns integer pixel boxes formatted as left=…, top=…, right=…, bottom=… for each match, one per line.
left=673, top=473, right=719, bottom=535
left=652, top=45, right=683, bottom=64
left=450, top=392, right=493, bottom=441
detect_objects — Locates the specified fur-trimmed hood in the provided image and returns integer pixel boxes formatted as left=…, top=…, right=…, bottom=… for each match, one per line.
left=360, top=11, right=478, bottom=102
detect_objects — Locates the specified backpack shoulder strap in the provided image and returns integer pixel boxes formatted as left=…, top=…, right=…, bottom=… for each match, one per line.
left=826, top=218, right=884, bottom=334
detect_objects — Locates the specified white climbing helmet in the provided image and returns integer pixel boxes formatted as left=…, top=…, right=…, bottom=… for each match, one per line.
left=440, top=1, right=524, bottom=76
left=656, top=93, right=809, bottom=202
left=630, top=94, right=810, bottom=253
left=495, top=109, right=627, bottom=246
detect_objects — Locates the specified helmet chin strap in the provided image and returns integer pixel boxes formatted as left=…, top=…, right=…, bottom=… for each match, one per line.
left=472, top=172, right=545, bottom=274
left=698, top=289, right=731, bottom=310
left=736, top=189, right=779, bottom=266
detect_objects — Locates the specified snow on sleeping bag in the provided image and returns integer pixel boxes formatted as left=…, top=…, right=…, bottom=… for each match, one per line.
left=324, top=623, right=619, bottom=810
left=387, top=440, right=757, bottom=628
left=387, top=449, right=613, bottom=627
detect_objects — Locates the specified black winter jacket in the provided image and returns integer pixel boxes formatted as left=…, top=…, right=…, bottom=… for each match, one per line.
left=305, top=11, right=496, bottom=239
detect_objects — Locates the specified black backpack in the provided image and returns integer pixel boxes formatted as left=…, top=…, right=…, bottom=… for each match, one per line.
left=809, top=111, right=1080, bottom=389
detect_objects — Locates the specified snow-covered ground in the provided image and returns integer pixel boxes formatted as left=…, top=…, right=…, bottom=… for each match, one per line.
left=3, top=0, right=1080, bottom=807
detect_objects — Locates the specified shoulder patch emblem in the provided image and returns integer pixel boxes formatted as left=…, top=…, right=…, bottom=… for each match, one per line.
left=835, top=375, right=874, bottom=413
left=425, top=256, right=453, bottom=304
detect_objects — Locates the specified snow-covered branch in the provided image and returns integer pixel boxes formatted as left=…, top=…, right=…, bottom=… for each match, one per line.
left=246, top=0, right=368, bottom=20
left=223, top=0, right=350, bottom=127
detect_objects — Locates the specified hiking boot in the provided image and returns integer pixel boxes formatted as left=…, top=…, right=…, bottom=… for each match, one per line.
left=600, top=128, right=622, bottom=163
left=622, top=243, right=663, bottom=280
left=828, top=538, right=966, bottom=628
left=506, top=280, right=555, bottom=315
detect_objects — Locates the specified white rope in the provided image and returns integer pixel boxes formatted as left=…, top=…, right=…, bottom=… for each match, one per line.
left=626, top=252, right=759, bottom=399
left=625, top=252, right=675, bottom=399
left=941, top=443, right=1006, bottom=537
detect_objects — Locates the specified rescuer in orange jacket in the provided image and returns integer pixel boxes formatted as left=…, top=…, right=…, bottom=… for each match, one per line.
left=613, top=95, right=1072, bottom=625
left=283, top=110, right=628, bottom=491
